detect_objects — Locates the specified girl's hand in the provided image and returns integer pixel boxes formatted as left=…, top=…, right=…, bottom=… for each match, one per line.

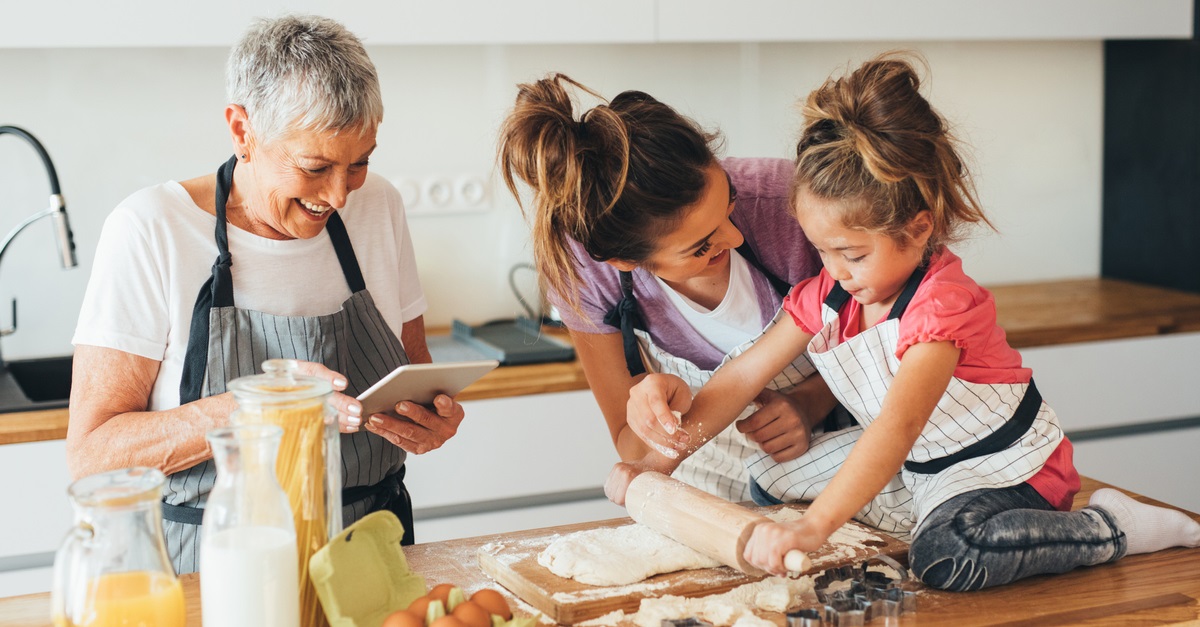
left=366, top=394, right=465, bottom=454
left=743, top=518, right=831, bottom=575
left=290, top=361, right=363, bottom=434
left=736, top=389, right=812, bottom=463
left=626, top=374, right=693, bottom=458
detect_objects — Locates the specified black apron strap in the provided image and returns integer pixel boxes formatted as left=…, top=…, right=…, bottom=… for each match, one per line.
left=735, top=241, right=791, bottom=298
left=886, top=264, right=929, bottom=320
left=602, top=270, right=647, bottom=377
left=161, top=501, right=205, bottom=526
left=341, top=467, right=415, bottom=545
left=905, top=380, right=1043, bottom=474
left=178, top=155, right=237, bottom=406
left=324, top=211, right=367, bottom=294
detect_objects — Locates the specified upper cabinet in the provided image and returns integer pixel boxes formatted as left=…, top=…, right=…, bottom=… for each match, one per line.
left=1, top=0, right=1191, bottom=48
left=656, top=0, right=1194, bottom=42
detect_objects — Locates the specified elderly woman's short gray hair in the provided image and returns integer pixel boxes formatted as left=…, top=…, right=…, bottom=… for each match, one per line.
left=226, top=14, right=383, bottom=145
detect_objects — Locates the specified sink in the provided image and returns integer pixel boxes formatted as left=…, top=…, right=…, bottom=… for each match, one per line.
left=0, top=355, right=72, bottom=413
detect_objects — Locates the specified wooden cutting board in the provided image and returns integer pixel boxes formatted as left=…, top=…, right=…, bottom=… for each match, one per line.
left=476, top=504, right=908, bottom=625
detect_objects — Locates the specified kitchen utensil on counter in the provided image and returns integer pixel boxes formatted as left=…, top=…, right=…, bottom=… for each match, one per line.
left=624, top=471, right=812, bottom=577
left=200, top=424, right=300, bottom=627
left=50, top=467, right=185, bottom=627
left=229, top=358, right=339, bottom=627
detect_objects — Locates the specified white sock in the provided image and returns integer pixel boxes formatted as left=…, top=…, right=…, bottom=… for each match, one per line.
left=1088, top=488, right=1200, bottom=556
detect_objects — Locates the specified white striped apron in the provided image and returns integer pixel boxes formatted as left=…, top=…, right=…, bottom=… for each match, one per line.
left=752, top=266, right=1064, bottom=533
left=636, top=308, right=818, bottom=501
left=160, top=155, right=412, bottom=573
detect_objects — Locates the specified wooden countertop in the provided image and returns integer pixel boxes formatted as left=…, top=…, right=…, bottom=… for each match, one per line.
left=2, top=477, right=1197, bottom=626
left=4, top=278, right=1200, bottom=447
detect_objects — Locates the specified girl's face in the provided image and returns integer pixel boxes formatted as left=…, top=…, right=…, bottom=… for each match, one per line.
left=238, top=126, right=377, bottom=240
left=629, top=162, right=744, bottom=284
left=795, top=186, right=932, bottom=311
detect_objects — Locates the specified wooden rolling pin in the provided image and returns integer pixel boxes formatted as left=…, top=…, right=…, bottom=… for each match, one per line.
left=624, top=471, right=812, bottom=577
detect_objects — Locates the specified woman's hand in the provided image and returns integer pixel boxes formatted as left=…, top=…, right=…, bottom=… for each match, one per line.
left=290, top=361, right=365, bottom=434
left=735, top=389, right=813, bottom=463
left=743, top=517, right=831, bottom=576
left=365, top=394, right=465, bottom=454
left=626, top=373, right=693, bottom=458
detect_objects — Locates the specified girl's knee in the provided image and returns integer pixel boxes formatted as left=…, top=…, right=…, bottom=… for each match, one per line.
left=909, top=530, right=989, bottom=592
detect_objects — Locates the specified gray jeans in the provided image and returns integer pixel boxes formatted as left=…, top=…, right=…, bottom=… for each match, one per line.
left=909, top=483, right=1126, bottom=591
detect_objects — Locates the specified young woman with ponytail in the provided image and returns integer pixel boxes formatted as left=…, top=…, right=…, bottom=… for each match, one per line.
left=608, top=53, right=1200, bottom=589
left=498, top=75, right=842, bottom=503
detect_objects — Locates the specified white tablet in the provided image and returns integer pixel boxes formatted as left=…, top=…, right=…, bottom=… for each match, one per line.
left=356, top=360, right=499, bottom=417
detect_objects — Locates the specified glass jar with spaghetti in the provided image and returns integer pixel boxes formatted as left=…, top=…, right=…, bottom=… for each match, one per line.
left=229, top=359, right=340, bottom=627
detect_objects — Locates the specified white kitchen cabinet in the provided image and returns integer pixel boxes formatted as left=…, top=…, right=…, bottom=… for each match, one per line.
left=657, top=0, right=1193, bottom=43
left=0, top=439, right=74, bottom=598
left=404, top=390, right=618, bottom=510
left=1020, top=332, right=1200, bottom=512
left=1, top=0, right=1189, bottom=48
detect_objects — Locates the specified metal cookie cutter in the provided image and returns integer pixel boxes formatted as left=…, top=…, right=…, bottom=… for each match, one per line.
left=791, top=555, right=917, bottom=626
left=661, top=618, right=713, bottom=627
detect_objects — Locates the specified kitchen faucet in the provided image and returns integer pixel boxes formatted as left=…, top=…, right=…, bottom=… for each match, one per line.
left=0, top=125, right=77, bottom=364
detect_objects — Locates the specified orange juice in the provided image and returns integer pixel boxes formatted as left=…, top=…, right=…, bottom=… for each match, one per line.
left=54, top=571, right=185, bottom=627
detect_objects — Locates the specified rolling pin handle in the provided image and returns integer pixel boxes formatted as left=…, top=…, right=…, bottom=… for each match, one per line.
left=784, top=549, right=811, bottom=574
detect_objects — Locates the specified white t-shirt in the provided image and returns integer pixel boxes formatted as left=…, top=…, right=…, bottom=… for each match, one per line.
left=656, top=250, right=763, bottom=356
left=73, top=172, right=427, bottom=411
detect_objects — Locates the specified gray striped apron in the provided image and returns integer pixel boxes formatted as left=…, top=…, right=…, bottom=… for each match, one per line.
left=160, top=155, right=413, bottom=574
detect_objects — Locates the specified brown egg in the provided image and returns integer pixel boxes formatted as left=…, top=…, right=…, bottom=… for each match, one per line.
left=428, top=583, right=456, bottom=607
left=408, top=595, right=434, bottom=617
left=382, top=610, right=426, bottom=627
left=429, top=615, right=466, bottom=627
left=470, top=588, right=512, bottom=621
left=451, top=600, right=491, bottom=627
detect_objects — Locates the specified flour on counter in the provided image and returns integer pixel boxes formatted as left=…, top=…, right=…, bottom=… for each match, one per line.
left=538, top=525, right=721, bottom=586
left=576, top=576, right=816, bottom=627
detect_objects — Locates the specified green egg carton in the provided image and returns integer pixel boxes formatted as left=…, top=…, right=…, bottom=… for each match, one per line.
left=310, top=510, right=427, bottom=627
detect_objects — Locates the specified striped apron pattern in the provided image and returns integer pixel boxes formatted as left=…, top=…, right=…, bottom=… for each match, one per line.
left=638, top=308, right=818, bottom=502
left=749, top=266, right=1063, bottom=534
left=160, top=155, right=412, bottom=574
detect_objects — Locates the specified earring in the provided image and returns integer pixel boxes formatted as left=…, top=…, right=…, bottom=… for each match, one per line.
left=240, top=154, right=247, bottom=161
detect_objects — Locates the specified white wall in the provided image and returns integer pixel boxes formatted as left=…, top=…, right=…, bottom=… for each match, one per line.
left=0, top=40, right=1101, bottom=360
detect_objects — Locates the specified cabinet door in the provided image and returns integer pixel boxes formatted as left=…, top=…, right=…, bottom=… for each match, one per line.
left=0, top=440, right=73, bottom=597
left=404, top=390, right=619, bottom=509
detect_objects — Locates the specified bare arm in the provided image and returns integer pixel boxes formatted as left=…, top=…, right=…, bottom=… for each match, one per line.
left=400, top=315, right=432, bottom=365
left=569, top=329, right=654, bottom=461
left=66, top=344, right=235, bottom=480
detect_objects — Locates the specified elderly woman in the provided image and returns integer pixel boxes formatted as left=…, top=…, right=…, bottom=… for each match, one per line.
left=67, top=15, right=460, bottom=573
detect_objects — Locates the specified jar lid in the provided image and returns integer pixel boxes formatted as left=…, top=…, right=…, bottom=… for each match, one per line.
left=68, top=467, right=165, bottom=508
left=228, top=358, right=333, bottom=405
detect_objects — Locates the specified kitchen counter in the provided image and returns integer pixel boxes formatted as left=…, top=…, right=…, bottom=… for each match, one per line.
left=4, top=277, right=1200, bottom=447
left=2, top=476, right=1197, bottom=626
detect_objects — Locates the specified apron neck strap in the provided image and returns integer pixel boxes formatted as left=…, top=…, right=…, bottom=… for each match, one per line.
left=822, top=262, right=929, bottom=321
left=602, top=270, right=647, bottom=377
left=324, top=211, right=367, bottom=294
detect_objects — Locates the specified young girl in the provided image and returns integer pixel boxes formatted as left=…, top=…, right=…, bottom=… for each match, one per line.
left=608, top=54, right=1200, bottom=590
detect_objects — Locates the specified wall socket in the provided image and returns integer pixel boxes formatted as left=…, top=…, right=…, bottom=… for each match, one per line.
left=392, top=175, right=492, bottom=215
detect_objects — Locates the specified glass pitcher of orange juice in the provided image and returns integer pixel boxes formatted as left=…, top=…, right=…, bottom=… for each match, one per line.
left=51, top=467, right=185, bottom=627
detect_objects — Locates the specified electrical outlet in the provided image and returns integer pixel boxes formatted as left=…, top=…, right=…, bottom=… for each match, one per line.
left=392, top=174, right=492, bottom=215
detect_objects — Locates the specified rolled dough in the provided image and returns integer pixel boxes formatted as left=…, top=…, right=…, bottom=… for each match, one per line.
left=537, top=524, right=721, bottom=586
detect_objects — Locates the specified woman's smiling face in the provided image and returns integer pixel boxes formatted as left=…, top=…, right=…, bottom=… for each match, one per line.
left=239, top=125, right=377, bottom=240
left=634, top=162, right=745, bottom=285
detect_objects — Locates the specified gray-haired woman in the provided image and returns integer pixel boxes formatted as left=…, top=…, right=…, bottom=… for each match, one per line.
left=68, top=15, right=460, bottom=573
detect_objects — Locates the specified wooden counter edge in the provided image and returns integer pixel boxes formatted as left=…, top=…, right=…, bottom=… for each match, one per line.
left=5, top=277, right=1200, bottom=447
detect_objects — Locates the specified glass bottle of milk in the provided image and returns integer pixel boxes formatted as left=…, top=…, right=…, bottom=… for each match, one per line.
left=201, top=424, right=300, bottom=627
